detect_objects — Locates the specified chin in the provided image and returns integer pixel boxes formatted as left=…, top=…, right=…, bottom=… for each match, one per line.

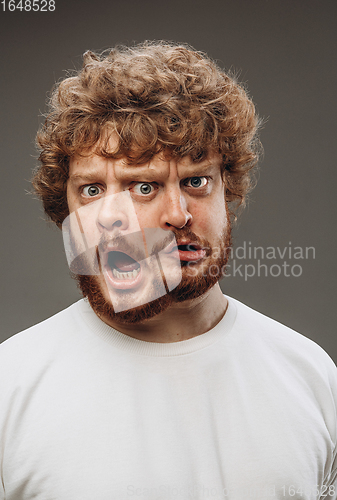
left=75, top=273, right=173, bottom=324
left=73, top=221, right=232, bottom=325
left=74, top=242, right=231, bottom=325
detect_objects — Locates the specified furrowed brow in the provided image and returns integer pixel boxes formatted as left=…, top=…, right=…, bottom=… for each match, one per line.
left=69, top=171, right=103, bottom=183
left=181, top=163, right=220, bottom=177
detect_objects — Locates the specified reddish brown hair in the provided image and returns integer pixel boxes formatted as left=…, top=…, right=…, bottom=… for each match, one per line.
left=33, top=41, right=261, bottom=227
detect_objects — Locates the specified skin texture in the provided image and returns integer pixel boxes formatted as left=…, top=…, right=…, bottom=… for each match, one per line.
left=66, top=138, right=230, bottom=342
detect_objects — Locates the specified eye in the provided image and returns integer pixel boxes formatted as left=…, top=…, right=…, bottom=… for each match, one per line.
left=82, top=185, right=103, bottom=197
left=186, top=177, right=208, bottom=188
left=132, top=183, right=155, bottom=196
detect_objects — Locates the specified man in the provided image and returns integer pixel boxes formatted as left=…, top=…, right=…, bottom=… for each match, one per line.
left=0, top=42, right=336, bottom=499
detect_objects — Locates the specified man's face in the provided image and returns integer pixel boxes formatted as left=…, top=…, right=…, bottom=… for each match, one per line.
left=66, top=140, right=231, bottom=324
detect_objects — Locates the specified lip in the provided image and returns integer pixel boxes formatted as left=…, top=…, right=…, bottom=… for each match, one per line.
left=103, top=263, right=144, bottom=290
left=176, top=240, right=206, bottom=262
left=101, top=245, right=144, bottom=266
left=102, top=246, right=145, bottom=290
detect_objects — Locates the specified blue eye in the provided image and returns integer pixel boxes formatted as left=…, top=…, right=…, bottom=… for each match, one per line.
left=133, top=183, right=154, bottom=195
left=187, top=177, right=208, bottom=188
left=82, top=185, right=103, bottom=197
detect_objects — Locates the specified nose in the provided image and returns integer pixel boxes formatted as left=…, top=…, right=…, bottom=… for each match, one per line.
left=96, top=194, right=129, bottom=232
left=160, top=187, right=192, bottom=229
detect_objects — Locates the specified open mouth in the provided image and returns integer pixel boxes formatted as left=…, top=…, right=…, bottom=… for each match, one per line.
left=178, top=244, right=199, bottom=251
left=107, top=251, right=141, bottom=280
left=176, top=243, right=206, bottom=263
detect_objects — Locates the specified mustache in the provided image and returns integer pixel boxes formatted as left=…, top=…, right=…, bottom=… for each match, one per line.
left=98, top=232, right=147, bottom=263
left=168, top=227, right=212, bottom=257
left=97, top=227, right=211, bottom=262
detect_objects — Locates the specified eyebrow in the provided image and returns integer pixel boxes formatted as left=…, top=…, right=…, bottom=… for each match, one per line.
left=68, top=170, right=103, bottom=182
left=68, top=162, right=219, bottom=183
left=182, top=164, right=218, bottom=174
left=178, top=163, right=220, bottom=177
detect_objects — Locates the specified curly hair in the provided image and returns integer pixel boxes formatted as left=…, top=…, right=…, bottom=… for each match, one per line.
left=32, top=41, right=261, bottom=227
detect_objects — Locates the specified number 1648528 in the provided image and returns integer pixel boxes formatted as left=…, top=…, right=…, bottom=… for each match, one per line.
left=1, top=0, right=55, bottom=11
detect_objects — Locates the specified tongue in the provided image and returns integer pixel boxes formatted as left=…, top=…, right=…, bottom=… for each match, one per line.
left=116, top=261, right=139, bottom=272
left=110, top=251, right=140, bottom=272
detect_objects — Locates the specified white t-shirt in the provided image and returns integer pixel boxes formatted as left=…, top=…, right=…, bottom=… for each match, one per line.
left=0, top=296, right=337, bottom=500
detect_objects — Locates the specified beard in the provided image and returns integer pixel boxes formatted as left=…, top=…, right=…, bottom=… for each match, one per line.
left=73, top=221, right=232, bottom=325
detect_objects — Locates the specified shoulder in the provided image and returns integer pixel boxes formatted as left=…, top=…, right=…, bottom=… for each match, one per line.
left=227, top=295, right=337, bottom=386
left=0, top=300, right=86, bottom=377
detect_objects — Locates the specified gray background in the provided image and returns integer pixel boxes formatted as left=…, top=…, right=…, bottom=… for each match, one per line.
left=1, top=0, right=336, bottom=359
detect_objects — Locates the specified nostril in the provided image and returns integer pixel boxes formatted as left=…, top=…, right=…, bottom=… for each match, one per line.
left=113, top=220, right=122, bottom=228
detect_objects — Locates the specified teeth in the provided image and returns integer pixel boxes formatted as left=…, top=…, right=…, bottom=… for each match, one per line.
left=112, top=268, right=140, bottom=280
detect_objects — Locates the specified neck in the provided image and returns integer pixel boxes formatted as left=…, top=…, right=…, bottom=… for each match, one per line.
left=98, top=284, right=228, bottom=343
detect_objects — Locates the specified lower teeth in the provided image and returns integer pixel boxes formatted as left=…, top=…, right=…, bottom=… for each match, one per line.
left=112, top=268, right=140, bottom=280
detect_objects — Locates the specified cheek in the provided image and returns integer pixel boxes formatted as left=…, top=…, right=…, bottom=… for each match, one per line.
left=65, top=197, right=101, bottom=249
left=66, top=186, right=73, bottom=211
left=190, top=199, right=227, bottom=236
left=67, top=186, right=80, bottom=214
left=133, top=205, right=158, bottom=228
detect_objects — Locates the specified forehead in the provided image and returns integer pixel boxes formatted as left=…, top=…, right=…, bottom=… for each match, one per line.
left=68, top=152, right=222, bottom=182
left=68, top=130, right=223, bottom=180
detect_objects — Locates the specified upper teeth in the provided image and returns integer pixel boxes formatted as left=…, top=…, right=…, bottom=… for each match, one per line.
left=112, top=268, right=140, bottom=280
